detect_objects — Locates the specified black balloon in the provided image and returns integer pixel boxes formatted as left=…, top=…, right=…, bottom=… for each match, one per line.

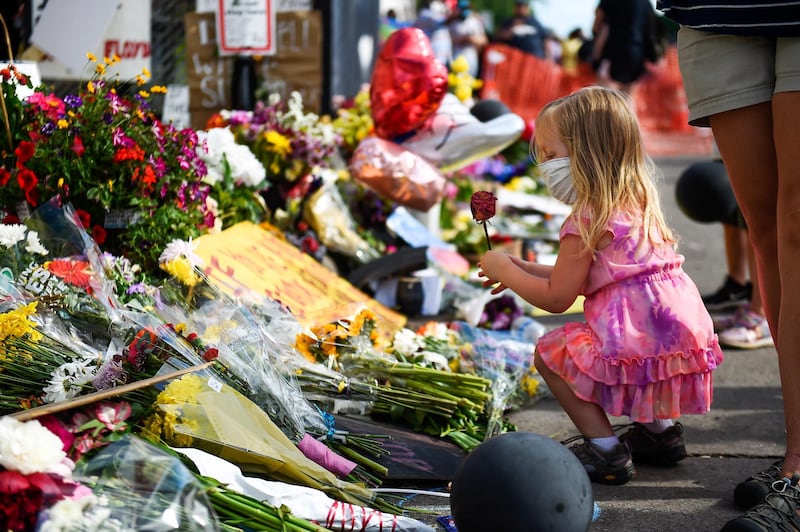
left=450, top=432, right=594, bottom=532
left=675, top=160, right=743, bottom=227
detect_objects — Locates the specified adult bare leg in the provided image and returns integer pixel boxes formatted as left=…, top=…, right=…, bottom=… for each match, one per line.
left=773, top=90, right=800, bottom=476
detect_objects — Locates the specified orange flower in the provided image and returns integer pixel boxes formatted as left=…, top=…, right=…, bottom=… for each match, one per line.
left=45, top=259, right=92, bottom=289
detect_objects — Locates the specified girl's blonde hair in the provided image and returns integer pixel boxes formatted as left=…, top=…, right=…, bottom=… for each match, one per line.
left=532, top=86, right=675, bottom=253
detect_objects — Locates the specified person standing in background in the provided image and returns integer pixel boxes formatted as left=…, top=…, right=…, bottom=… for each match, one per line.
left=591, top=0, right=658, bottom=93
left=414, top=0, right=453, bottom=67
left=447, top=0, right=488, bottom=78
left=657, top=2, right=800, bottom=530
left=495, top=0, right=553, bottom=60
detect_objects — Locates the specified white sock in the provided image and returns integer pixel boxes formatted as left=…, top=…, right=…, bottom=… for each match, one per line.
left=590, top=435, right=620, bottom=452
left=641, top=419, right=674, bottom=434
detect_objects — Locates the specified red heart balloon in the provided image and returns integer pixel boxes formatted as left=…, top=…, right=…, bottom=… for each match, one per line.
left=370, top=27, right=449, bottom=140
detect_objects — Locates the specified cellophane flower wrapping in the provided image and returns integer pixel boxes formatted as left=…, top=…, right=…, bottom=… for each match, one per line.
left=450, top=319, right=545, bottom=438
left=303, top=178, right=381, bottom=264
left=143, top=373, right=375, bottom=507
left=178, top=447, right=435, bottom=532
left=73, top=435, right=220, bottom=532
left=149, top=269, right=327, bottom=441
left=18, top=197, right=125, bottom=343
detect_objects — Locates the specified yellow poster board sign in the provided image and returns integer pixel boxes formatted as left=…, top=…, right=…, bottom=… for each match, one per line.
left=194, top=222, right=406, bottom=333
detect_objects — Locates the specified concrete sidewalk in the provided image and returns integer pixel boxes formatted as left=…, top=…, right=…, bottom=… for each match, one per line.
left=404, top=157, right=784, bottom=531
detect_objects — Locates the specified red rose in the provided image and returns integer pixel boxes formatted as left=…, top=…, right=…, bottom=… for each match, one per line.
left=470, top=190, right=497, bottom=222
left=0, top=167, right=10, bottom=186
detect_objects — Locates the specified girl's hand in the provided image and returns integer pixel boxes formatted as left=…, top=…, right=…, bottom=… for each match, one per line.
left=477, top=250, right=509, bottom=293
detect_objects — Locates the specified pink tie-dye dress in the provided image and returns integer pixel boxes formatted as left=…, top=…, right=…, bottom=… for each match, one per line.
left=536, top=210, right=724, bottom=422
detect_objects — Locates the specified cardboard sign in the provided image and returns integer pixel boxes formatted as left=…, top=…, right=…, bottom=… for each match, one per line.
left=185, top=10, right=322, bottom=129
left=194, top=221, right=406, bottom=332
left=216, top=0, right=275, bottom=56
left=257, top=10, right=322, bottom=113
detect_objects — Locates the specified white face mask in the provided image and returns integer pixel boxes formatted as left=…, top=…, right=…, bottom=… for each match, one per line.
left=538, top=156, right=577, bottom=204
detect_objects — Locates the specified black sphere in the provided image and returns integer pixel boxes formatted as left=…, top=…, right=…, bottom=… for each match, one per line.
left=450, top=432, right=593, bottom=532
left=470, top=99, right=512, bottom=122
left=675, top=161, right=741, bottom=226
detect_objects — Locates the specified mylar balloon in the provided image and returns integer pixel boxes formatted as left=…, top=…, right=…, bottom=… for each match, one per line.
left=370, top=27, right=449, bottom=140
left=349, top=136, right=446, bottom=212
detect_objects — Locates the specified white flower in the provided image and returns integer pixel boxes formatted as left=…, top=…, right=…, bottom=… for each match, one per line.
left=43, top=360, right=96, bottom=403
left=25, top=229, right=49, bottom=256
left=226, top=143, right=266, bottom=187
left=158, top=238, right=204, bottom=267
left=0, top=224, right=27, bottom=248
left=0, top=416, right=68, bottom=474
left=392, top=328, right=424, bottom=355
left=198, top=127, right=266, bottom=188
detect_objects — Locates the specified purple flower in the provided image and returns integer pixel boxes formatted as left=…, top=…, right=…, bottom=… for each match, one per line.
left=41, top=122, right=56, bottom=135
left=64, top=94, right=83, bottom=108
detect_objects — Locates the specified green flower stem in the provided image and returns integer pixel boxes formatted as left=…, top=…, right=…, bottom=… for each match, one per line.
left=208, top=486, right=333, bottom=532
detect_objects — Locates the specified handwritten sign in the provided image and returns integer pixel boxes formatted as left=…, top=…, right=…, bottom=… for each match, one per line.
left=184, top=11, right=322, bottom=128
left=162, top=84, right=191, bottom=130
left=217, top=0, right=275, bottom=56
left=257, top=10, right=322, bottom=112
left=194, top=221, right=406, bottom=333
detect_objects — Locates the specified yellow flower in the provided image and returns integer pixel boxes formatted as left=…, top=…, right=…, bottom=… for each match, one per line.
left=95, top=63, right=106, bottom=75
left=264, top=130, right=292, bottom=157
left=86, top=52, right=97, bottom=62
left=87, top=81, right=95, bottom=94
left=0, top=302, right=42, bottom=342
left=161, top=258, right=199, bottom=287
left=150, top=85, right=167, bottom=94
left=141, top=67, right=151, bottom=78
left=139, top=90, right=150, bottom=99
left=57, top=119, right=68, bottom=129
left=157, top=373, right=204, bottom=405
left=135, top=75, right=145, bottom=86
left=103, top=56, right=112, bottom=65
left=294, top=333, right=317, bottom=363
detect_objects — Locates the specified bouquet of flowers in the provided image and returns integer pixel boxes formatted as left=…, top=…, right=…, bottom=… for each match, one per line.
left=211, top=91, right=342, bottom=216
left=0, top=416, right=93, bottom=532
left=0, top=54, right=214, bottom=271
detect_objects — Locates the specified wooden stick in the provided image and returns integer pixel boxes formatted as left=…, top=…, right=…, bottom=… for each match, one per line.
left=9, top=361, right=215, bottom=422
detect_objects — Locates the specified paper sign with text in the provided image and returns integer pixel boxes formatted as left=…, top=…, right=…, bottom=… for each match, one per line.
left=217, top=0, right=275, bottom=55
left=194, top=222, right=407, bottom=333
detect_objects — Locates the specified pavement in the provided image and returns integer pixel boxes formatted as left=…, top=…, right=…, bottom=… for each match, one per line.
left=397, top=156, right=785, bottom=532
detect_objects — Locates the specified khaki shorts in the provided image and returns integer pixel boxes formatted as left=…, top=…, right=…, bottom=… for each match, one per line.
left=677, top=27, right=800, bottom=127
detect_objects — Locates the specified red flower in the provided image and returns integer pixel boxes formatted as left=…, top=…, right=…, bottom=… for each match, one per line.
left=0, top=167, right=9, bottom=186
left=91, top=225, right=107, bottom=245
left=38, top=415, right=76, bottom=453
left=71, top=135, right=85, bottom=156
left=202, top=347, right=219, bottom=362
left=113, top=145, right=145, bottom=163
left=470, top=190, right=497, bottom=222
left=14, top=141, right=35, bottom=165
left=24, top=187, right=39, bottom=207
left=16, top=167, right=37, bottom=192
left=3, top=213, right=20, bottom=224
left=45, top=259, right=92, bottom=289
left=75, top=209, right=91, bottom=228
left=0, top=470, right=64, bottom=532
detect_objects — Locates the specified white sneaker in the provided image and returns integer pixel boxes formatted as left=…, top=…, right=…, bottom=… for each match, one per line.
left=400, top=94, right=525, bottom=173
left=717, top=310, right=774, bottom=349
